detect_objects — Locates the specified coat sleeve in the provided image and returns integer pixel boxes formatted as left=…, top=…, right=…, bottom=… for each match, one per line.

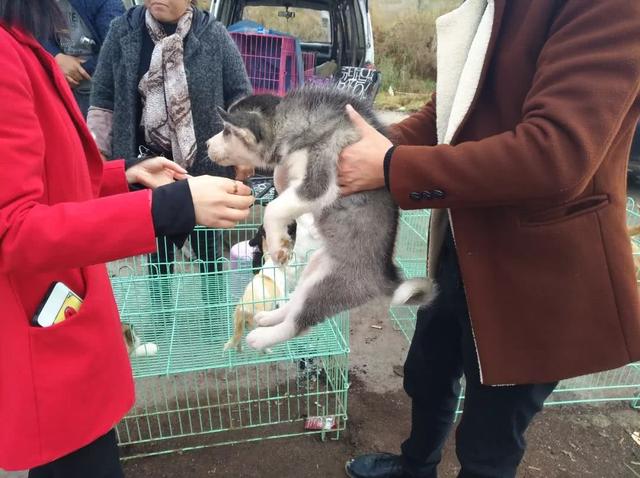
left=99, top=159, right=130, bottom=196
left=90, top=19, right=118, bottom=112
left=389, top=0, right=640, bottom=210
left=218, top=25, right=253, bottom=106
left=88, top=19, right=119, bottom=157
left=0, top=37, right=156, bottom=275
left=387, top=93, right=438, bottom=147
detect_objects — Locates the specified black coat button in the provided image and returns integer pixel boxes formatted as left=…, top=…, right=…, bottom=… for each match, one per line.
left=409, top=192, right=422, bottom=201
left=432, top=189, right=446, bottom=199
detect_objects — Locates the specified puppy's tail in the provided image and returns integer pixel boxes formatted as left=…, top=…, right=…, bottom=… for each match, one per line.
left=391, top=278, right=438, bottom=307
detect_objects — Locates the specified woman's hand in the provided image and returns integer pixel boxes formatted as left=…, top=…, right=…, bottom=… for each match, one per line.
left=338, top=105, right=393, bottom=195
left=188, top=176, right=255, bottom=228
left=235, top=165, right=255, bottom=181
left=55, top=54, right=91, bottom=88
left=126, top=157, right=189, bottom=189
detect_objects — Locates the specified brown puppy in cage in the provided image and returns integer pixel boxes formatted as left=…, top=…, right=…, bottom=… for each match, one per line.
left=224, top=223, right=296, bottom=352
left=629, top=225, right=640, bottom=279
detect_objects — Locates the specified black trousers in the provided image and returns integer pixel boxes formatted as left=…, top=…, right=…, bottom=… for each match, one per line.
left=401, top=231, right=557, bottom=478
left=28, top=430, right=123, bottom=478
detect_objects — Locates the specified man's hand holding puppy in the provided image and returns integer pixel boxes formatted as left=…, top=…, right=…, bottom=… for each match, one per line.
left=338, top=105, right=392, bottom=196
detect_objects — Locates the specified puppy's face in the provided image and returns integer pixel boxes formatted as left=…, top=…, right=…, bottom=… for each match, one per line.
left=207, top=107, right=268, bottom=169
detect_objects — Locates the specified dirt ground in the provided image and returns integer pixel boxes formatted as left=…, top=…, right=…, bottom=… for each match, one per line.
left=121, top=387, right=640, bottom=478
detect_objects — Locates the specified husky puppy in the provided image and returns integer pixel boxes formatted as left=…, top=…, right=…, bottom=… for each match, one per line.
left=207, top=86, right=436, bottom=350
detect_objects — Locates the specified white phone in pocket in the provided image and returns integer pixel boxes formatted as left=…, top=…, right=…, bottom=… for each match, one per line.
left=32, top=282, right=83, bottom=328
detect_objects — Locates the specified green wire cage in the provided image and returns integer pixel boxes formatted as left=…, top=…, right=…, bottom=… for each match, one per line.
left=390, top=203, right=640, bottom=410
left=390, top=210, right=430, bottom=342
left=109, top=205, right=349, bottom=459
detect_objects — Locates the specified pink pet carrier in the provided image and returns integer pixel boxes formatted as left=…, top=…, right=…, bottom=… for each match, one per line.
left=230, top=31, right=301, bottom=96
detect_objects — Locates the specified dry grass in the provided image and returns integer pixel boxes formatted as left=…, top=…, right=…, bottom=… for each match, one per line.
left=374, top=91, right=432, bottom=112
left=371, top=0, right=460, bottom=94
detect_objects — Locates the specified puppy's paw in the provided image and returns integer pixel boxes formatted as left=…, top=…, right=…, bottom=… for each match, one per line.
left=247, top=320, right=296, bottom=350
left=255, top=310, right=285, bottom=327
left=246, top=327, right=278, bottom=351
left=269, top=234, right=293, bottom=266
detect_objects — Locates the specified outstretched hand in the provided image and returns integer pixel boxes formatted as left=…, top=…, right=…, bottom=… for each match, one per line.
left=338, top=105, right=393, bottom=196
left=126, top=157, right=189, bottom=189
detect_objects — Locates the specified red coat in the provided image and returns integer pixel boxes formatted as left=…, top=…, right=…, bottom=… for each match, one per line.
left=0, top=25, right=157, bottom=470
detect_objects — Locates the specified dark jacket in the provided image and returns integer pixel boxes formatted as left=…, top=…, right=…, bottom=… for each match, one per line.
left=388, top=0, right=640, bottom=385
left=42, top=0, right=125, bottom=75
left=90, top=6, right=252, bottom=177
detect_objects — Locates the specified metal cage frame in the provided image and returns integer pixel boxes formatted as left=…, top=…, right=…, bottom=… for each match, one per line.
left=391, top=205, right=640, bottom=411
left=110, top=207, right=349, bottom=458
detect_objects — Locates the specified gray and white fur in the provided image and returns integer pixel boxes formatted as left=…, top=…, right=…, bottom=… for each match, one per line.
left=207, top=85, right=436, bottom=350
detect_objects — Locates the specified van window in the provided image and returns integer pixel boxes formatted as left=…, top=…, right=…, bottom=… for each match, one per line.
left=243, top=7, right=332, bottom=44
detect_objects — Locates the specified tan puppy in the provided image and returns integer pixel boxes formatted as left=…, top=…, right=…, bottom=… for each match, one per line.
left=630, top=225, right=640, bottom=279
left=224, top=231, right=287, bottom=352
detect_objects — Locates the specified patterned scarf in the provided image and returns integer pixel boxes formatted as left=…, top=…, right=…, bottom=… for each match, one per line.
left=139, top=8, right=197, bottom=169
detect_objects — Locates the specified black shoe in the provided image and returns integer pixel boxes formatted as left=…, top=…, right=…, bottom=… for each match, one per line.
left=345, top=453, right=407, bottom=478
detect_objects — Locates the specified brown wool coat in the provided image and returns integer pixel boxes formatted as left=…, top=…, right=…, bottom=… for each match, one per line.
left=388, top=0, right=640, bottom=385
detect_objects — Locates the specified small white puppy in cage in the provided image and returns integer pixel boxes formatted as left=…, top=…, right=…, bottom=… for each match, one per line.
left=207, top=86, right=437, bottom=351
left=224, top=223, right=295, bottom=352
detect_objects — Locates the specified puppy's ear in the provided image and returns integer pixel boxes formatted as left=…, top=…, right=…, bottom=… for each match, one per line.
left=249, top=225, right=265, bottom=248
left=248, top=234, right=259, bottom=248
left=216, top=106, right=231, bottom=123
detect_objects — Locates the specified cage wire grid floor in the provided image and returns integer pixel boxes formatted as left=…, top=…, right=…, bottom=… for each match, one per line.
left=110, top=210, right=349, bottom=458
left=391, top=204, right=640, bottom=411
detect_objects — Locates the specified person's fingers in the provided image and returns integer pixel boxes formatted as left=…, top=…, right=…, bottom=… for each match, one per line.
left=66, top=75, right=80, bottom=87
left=228, top=180, right=253, bottom=196
left=219, top=206, right=251, bottom=222
left=224, top=192, right=255, bottom=209
left=346, top=104, right=373, bottom=132
left=220, top=178, right=238, bottom=193
left=157, top=158, right=187, bottom=174
left=236, top=181, right=253, bottom=196
left=339, top=185, right=353, bottom=196
left=77, top=64, right=91, bottom=81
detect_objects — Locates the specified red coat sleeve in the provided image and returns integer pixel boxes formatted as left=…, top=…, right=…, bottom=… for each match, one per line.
left=389, top=0, right=640, bottom=209
left=99, top=159, right=130, bottom=197
left=387, top=93, right=438, bottom=147
left=0, top=38, right=157, bottom=274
